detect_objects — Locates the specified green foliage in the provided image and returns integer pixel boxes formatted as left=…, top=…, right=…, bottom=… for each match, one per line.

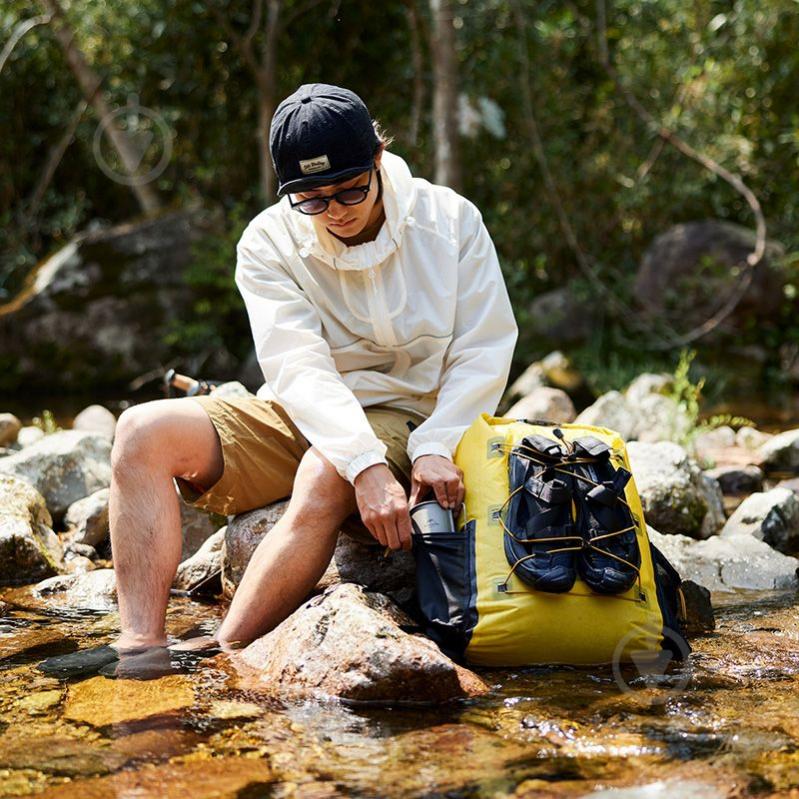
left=30, top=409, right=61, bottom=435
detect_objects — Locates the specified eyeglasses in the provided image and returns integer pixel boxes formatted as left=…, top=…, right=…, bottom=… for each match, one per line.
left=289, top=168, right=373, bottom=215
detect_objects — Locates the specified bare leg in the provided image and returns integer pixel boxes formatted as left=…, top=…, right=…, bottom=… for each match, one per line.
left=109, top=399, right=224, bottom=651
left=216, top=446, right=357, bottom=648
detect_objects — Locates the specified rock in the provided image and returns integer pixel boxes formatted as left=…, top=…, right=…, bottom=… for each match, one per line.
left=209, top=380, right=255, bottom=399
left=680, top=580, right=715, bottom=636
left=0, top=474, right=62, bottom=586
left=173, top=527, right=225, bottom=592
left=736, top=425, right=772, bottom=450
left=16, top=689, right=63, bottom=715
left=179, top=490, right=224, bottom=560
left=34, top=569, right=116, bottom=611
left=0, top=412, right=21, bottom=446
left=575, top=391, right=637, bottom=441
left=691, top=426, right=736, bottom=460
left=64, top=673, right=194, bottom=726
left=63, top=541, right=97, bottom=559
left=0, top=734, right=127, bottom=777
left=0, top=208, right=236, bottom=394
left=648, top=526, right=799, bottom=592
left=720, top=487, right=799, bottom=554
left=633, top=220, right=787, bottom=335
left=0, top=430, right=111, bottom=519
left=504, top=361, right=547, bottom=405
left=758, top=428, right=799, bottom=473
left=33, top=757, right=273, bottom=799
left=579, top=780, right=726, bottom=799
left=624, top=373, right=673, bottom=406
left=525, top=288, right=597, bottom=346
left=16, top=425, right=45, bottom=448
left=506, top=386, right=576, bottom=423
left=777, top=477, right=799, bottom=495
left=235, top=583, right=488, bottom=702
left=63, top=487, right=110, bottom=547
left=222, top=501, right=289, bottom=598
left=631, top=393, right=692, bottom=444
left=539, top=350, right=583, bottom=392
left=704, top=464, right=764, bottom=496
left=628, top=442, right=723, bottom=538
left=72, top=404, right=117, bottom=440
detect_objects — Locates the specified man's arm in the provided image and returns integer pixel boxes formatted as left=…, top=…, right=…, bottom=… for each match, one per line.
left=407, top=199, right=518, bottom=471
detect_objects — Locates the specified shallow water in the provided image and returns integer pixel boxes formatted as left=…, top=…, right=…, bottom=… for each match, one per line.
left=1, top=586, right=798, bottom=798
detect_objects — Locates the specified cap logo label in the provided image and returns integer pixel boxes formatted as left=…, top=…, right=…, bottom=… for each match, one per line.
left=299, top=155, right=331, bottom=174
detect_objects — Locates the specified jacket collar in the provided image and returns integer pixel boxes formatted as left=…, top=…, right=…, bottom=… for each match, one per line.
left=280, top=150, right=418, bottom=271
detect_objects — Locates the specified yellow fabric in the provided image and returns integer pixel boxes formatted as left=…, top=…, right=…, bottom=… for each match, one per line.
left=454, top=413, right=664, bottom=667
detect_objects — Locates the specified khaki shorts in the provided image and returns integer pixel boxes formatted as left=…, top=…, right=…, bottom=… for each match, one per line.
left=176, top=395, right=427, bottom=540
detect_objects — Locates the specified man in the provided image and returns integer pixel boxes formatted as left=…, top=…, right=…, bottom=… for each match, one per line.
left=40, top=83, right=517, bottom=678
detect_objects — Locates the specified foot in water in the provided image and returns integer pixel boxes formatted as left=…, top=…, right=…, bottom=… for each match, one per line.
left=37, top=636, right=220, bottom=681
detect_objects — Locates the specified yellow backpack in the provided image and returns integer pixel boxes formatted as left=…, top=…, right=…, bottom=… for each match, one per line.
left=412, top=413, right=689, bottom=667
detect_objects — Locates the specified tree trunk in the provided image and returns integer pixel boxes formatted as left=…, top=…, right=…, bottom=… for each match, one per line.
left=255, top=0, right=281, bottom=202
left=429, top=0, right=461, bottom=191
left=405, top=0, right=426, bottom=147
left=40, top=0, right=162, bottom=215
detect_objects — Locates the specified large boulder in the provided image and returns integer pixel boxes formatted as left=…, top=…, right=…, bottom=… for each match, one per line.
left=648, top=527, right=799, bottom=592
left=720, top=487, right=799, bottom=554
left=0, top=430, right=111, bottom=519
left=0, top=208, right=234, bottom=393
left=758, top=428, right=799, bottom=474
left=64, top=488, right=110, bottom=547
left=703, top=464, right=764, bottom=496
left=628, top=441, right=725, bottom=538
left=633, top=220, right=787, bottom=335
left=630, top=393, right=692, bottom=444
left=234, top=583, right=487, bottom=703
left=173, top=527, right=225, bottom=593
left=505, top=386, right=576, bottom=423
left=0, top=474, right=62, bottom=586
left=624, top=373, right=673, bottom=406
left=0, top=413, right=21, bottom=446
left=575, top=391, right=637, bottom=441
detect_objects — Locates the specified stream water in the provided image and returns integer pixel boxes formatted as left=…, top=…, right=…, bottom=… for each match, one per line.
left=1, top=584, right=798, bottom=798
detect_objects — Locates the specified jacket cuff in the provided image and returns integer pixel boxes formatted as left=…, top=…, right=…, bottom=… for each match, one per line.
left=345, top=449, right=390, bottom=485
left=410, top=441, right=453, bottom=464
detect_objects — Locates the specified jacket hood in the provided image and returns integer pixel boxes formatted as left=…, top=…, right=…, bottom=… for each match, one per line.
left=280, top=150, right=419, bottom=271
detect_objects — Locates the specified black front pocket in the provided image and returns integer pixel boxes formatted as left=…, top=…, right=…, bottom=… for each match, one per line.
left=412, top=521, right=476, bottom=660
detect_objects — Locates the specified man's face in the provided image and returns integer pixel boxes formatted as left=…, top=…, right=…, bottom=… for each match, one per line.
left=294, top=151, right=384, bottom=240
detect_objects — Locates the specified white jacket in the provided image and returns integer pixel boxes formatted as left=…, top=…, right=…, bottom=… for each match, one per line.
left=235, top=150, right=518, bottom=485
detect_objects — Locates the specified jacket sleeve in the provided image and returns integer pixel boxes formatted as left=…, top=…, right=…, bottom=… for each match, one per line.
left=406, top=199, right=518, bottom=464
left=235, top=228, right=389, bottom=485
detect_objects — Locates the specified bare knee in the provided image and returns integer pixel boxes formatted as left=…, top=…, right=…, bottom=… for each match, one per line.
left=288, top=447, right=356, bottom=524
left=112, top=399, right=223, bottom=487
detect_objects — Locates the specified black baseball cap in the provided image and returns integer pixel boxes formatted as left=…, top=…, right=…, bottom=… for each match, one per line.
left=269, top=83, right=381, bottom=197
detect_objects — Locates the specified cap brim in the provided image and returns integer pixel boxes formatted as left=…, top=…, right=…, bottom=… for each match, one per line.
left=277, top=163, right=372, bottom=197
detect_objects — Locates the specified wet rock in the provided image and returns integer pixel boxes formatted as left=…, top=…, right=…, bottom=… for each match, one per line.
left=758, top=428, right=799, bottom=473
left=0, top=474, right=62, bottom=586
left=179, top=491, right=225, bottom=560
left=579, top=779, right=725, bottom=799
left=0, top=430, right=111, bottom=519
left=72, top=404, right=117, bottom=440
left=680, top=580, right=715, bottom=636
left=0, top=626, right=67, bottom=659
left=34, top=757, right=273, bottom=799
left=575, top=391, right=637, bottom=441
left=0, top=412, right=21, bottom=446
left=720, top=487, right=799, bottom=554
left=16, top=425, right=45, bottom=448
left=628, top=442, right=723, bottom=538
left=0, top=735, right=127, bottom=777
left=704, top=464, right=764, bottom=496
left=35, top=568, right=116, bottom=611
left=624, top=372, right=673, bottom=405
left=173, top=526, right=225, bottom=592
left=222, top=501, right=288, bottom=598
left=64, top=487, right=110, bottom=547
left=63, top=541, right=97, bottom=560
left=648, top=526, right=799, bottom=592
left=736, top=425, right=772, bottom=450
left=209, top=380, right=255, bottom=399
left=506, top=386, right=576, bottom=423
left=63, top=673, right=195, bottom=726
left=235, top=583, right=487, bottom=702
left=16, top=688, right=63, bottom=715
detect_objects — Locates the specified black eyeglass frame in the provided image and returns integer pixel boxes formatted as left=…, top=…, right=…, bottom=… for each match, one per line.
left=288, top=167, right=373, bottom=215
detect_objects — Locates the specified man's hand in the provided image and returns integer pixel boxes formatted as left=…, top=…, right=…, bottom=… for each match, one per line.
left=409, top=454, right=464, bottom=511
left=353, top=464, right=412, bottom=551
